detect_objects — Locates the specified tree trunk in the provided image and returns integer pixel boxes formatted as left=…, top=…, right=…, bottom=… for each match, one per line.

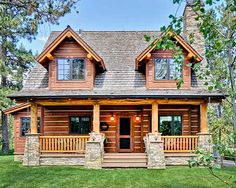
left=0, top=34, right=10, bottom=154
left=1, top=111, right=9, bottom=154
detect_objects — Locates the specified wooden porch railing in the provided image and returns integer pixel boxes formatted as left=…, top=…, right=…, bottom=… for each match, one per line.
left=162, top=136, right=198, bottom=152
left=39, top=136, right=90, bottom=153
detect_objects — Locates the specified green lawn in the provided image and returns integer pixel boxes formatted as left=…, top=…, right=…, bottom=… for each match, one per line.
left=0, top=156, right=235, bottom=188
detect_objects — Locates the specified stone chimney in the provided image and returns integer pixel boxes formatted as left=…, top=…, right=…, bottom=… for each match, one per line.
left=183, top=0, right=205, bottom=57
left=183, top=0, right=207, bottom=87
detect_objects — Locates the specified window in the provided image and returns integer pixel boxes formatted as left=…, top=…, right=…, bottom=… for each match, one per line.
left=57, top=58, right=85, bottom=80
left=154, top=58, right=182, bottom=80
left=20, top=117, right=40, bottom=136
left=70, top=116, right=90, bottom=134
left=159, top=115, right=182, bottom=135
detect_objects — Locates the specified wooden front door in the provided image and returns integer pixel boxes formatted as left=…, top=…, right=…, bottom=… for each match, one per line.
left=118, top=117, right=132, bottom=152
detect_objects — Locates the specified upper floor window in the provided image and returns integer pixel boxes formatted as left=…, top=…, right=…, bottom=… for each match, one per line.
left=57, top=58, right=85, bottom=80
left=154, top=58, right=182, bottom=80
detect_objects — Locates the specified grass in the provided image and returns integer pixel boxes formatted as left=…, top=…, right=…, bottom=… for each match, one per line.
left=0, top=156, right=235, bottom=188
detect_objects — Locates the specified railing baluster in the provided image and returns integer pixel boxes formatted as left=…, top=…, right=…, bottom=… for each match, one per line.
left=162, top=136, right=198, bottom=152
left=39, top=136, right=90, bottom=153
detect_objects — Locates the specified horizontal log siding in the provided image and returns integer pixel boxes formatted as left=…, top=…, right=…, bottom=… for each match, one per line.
left=13, top=104, right=200, bottom=154
left=146, top=50, right=191, bottom=89
left=43, top=106, right=93, bottom=136
left=49, top=38, right=95, bottom=90
left=13, top=108, right=41, bottom=154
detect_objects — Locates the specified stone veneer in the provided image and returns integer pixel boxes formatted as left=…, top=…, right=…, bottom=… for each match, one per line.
left=144, top=132, right=166, bottom=169
left=183, top=1, right=208, bottom=87
left=197, top=133, right=213, bottom=152
left=40, top=156, right=85, bottom=166
left=23, top=133, right=40, bottom=166
left=165, top=156, right=197, bottom=166
left=85, top=132, right=105, bottom=169
left=14, top=154, right=24, bottom=162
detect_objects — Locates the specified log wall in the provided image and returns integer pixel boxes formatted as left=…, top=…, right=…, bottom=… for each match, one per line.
left=13, top=105, right=200, bottom=154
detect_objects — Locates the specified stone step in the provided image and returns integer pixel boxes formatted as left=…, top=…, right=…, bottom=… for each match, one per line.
left=102, top=153, right=147, bottom=168
left=104, top=153, right=146, bottom=156
left=102, top=163, right=147, bottom=168
left=103, top=159, right=147, bottom=163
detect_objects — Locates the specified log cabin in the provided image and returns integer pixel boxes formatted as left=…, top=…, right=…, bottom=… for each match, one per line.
left=5, top=1, right=225, bottom=168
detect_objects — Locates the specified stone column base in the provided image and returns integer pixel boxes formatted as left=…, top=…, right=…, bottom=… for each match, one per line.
left=85, top=132, right=105, bottom=169
left=145, top=133, right=166, bottom=169
left=23, top=133, right=40, bottom=166
left=197, top=133, right=213, bottom=153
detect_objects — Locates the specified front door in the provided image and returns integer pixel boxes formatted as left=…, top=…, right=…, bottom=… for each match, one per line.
left=118, top=117, right=132, bottom=152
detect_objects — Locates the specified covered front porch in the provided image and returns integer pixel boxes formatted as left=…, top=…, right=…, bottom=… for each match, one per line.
left=19, top=98, right=213, bottom=168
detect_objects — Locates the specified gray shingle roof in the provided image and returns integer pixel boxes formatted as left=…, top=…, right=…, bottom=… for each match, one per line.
left=10, top=31, right=225, bottom=99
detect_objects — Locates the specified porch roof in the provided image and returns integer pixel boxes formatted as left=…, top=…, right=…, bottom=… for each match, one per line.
left=9, top=88, right=225, bottom=100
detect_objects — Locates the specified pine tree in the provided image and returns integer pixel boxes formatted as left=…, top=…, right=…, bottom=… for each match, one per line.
left=0, top=0, right=78, bottom=153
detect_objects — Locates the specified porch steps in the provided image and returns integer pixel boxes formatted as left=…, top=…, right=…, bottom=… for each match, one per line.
left=102, top=153, right=147, bottom=168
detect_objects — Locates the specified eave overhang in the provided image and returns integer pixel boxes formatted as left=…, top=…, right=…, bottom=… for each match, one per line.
left=3, top=103, right=31, bottom=115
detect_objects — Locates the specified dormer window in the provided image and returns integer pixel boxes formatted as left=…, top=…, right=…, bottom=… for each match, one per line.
left=154, top=58, right=182, bottom=80
left=57, top=58, right=85, bottom=80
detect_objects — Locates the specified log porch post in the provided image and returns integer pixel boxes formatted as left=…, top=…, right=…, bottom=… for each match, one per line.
left=152, top=102, right=159, bottom=133
left=30, top=102, right=38, bottom=134
left=200, top=102, right=208, bottom=133
left=93, top=104, right=100, bottom=133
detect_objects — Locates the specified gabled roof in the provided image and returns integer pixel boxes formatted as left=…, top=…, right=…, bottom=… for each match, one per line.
left=8, top=31, right=224, bottom=100
left=135, top=31, right=203, bottom=70
left=36, top=26, right=106, bottom=71
left=3, top=103, right=31, bottom=115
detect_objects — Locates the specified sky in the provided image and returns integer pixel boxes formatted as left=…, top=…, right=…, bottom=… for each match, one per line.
left=22, top=0, right=186, bottom=54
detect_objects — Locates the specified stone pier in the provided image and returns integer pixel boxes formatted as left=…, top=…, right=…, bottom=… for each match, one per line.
left=85, top=132, right=105, bottom=169
left=23, top=133, right=40, bottom=166
left=144, top=132, right=166, bottom=169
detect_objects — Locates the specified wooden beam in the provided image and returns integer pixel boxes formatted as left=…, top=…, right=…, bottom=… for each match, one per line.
left=186, top=52, right=194, bottom=60
left=34, top=98, right=204, bottom=106
left=30, top=102, right=38, bottom=134
left=152, top=102, right=159, bottom=133
left=66, top=32, right=72, bottom=38
left=46, top=53, right=54, bottom=61
left=146, top=53, right=152, bottom=60
left=93, top=104, right=100, bottom=133
left=87, top=53, right=93, bottom=61
left=200, top=102, right=208, bottom=133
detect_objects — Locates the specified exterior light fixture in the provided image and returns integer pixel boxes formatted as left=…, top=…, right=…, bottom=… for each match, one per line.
left=110, top=113, right=115, bottom=121
left=135, top=116, right=140, bottom=121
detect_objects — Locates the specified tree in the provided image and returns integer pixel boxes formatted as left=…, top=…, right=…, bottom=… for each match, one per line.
left=0, top=0, right=78, bottom=153
left=156, top=0, right=235, bottom=151
left=157, top=0, right=236, bottom=183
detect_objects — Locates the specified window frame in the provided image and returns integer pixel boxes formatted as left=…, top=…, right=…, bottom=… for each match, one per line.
left=56, top=58, right=86, bottom=81
left=153, top=57, right=182, bottom=81
left=20, top=117, right=40, bottom=137
left=69, top=116, right=91, bottom=135
left=158, top=115, right=183, bottom=136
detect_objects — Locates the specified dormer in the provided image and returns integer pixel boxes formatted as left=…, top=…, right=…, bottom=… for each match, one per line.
left=36, top=26, right=106, bottom=90
left=135, top=32, right=203, bottom=89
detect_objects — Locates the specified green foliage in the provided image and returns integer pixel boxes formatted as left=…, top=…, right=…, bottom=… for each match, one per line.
left=189, top=149, right=215, bottom=168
